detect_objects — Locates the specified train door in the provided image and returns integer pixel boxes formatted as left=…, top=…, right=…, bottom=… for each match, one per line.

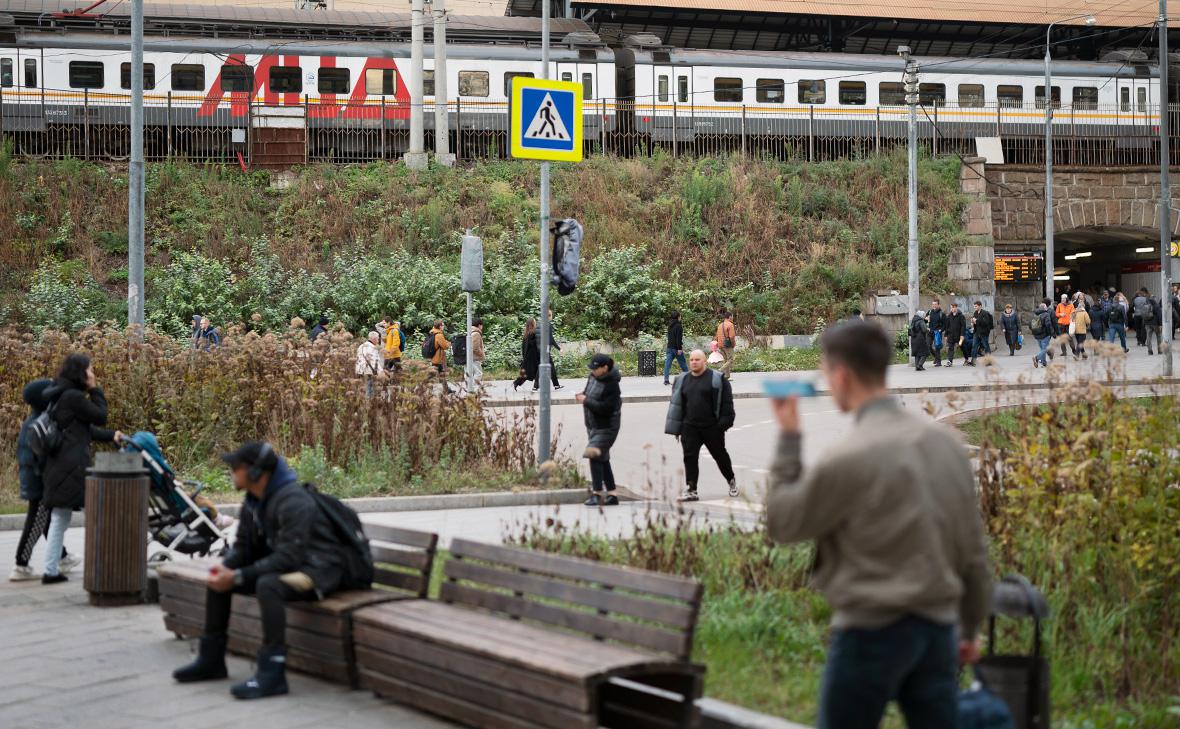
left=557, top=61, right=597, bottom=146
left=652, top=63, right=691, bottom=144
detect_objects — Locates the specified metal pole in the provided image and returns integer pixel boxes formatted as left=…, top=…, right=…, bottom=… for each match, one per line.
left=404, top=0, right=428, bottom=169
left=1159, top=0, right=1174, bottom=375
left=128, top=0, right=145, bottom=338
left=902, top=47, right=920, bottom=364
left=433, top=0, right=453, bottom=166
left=466, top=291, right=474, bottom=391
left=538, top=0, right=552, bottom=464
left=1044, top=25, right=1056, bottom=302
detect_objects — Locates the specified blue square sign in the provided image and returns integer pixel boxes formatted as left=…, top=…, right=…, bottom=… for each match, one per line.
left=511, top=78, right=583, bottom=162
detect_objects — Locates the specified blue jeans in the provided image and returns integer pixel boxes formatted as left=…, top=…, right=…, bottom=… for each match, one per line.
left=818, top=615, right=958, bottom=729
left=44, top=507, right=73, bottom=577
left=1034, top=335, right=1052, bottom=365
left=663, top=347, right=687, bottom=381
left=1106, top=323, right=1127, bottom=350
left=971, top=334, right=991, bottom=360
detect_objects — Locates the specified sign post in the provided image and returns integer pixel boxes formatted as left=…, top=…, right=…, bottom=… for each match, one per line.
left=510, top=75, right=583, bottom=464
left=460, top=230, right=483, bottom=393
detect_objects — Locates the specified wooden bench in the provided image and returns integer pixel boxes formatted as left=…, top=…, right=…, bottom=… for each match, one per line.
left=353, top=538, right=706, bottom=729
left=156, top=523, right=437, bottom=687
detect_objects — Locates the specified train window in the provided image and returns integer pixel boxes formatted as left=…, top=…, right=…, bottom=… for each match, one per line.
left=657, top=75, right=669, bottom=103
left=1034, top=85, right=1061, bottom=110
left=69, top=61, right=105, bottom=89
left=799, top=80, right=826, bottom=104
left=459, top=70, right=489, bottom=97
left=958, top=84, right=984, bottom=108
left=713, top=77, right=743, bottom=103
left=318, top=68, right=350, bottom=95
left=172, top=64, right=206, bottom=92
left=504, top=72, right=534, bottom=96
left=582, top=73, right=593, bottom=100
left=25, top=59, right=37, bottom=88
left=366, top=69, right=397, bottom=95
left=1073, top=86, right=1098, bottom=110
left=839, top=81, right=866, bottom=105
left=270, top=67, right=302, bottom=94
left=561, top=72, right=573, bottom=82
left=423, top=70, right=435, bottom=96
left=878, top=82, right=905, bottom=105
left=997, top=85, right=1023, bottom=107
left=918, top=83, right=945, bottom=107
left=221, top=65, right=253, bottom=93
left=1120, top=87, right=1130, bottom=111
left=1, top=59, right=11, bottom=88
left=677, top=76, right=688, bottom=103
left=1137, top=87, right=1147, bottom=112
left=120, top=63, right=156, bottom=91
left=756, top=78, right=784, bottom=103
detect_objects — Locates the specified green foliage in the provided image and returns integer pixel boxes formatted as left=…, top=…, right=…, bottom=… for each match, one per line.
left=24, top=259, right=121, bottom=333
left=145, top=250, right=237, bottom=337
left=575, top=246, right=693, bottom=338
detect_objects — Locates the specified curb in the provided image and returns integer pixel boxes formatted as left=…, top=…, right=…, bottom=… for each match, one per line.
left=698, top=698, right=812, bottom=729
left=0, top=488, right=586, bottom=532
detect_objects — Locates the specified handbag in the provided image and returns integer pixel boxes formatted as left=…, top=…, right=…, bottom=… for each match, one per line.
left=933, top=330, right=943, bottom=348
left=1017, top=333, right=1024, bottom=350
left=1067, top=321, right=1076, bottom=335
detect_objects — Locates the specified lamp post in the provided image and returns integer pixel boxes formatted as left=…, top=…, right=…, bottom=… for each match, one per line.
left=1044, top=14, right=1096, bottom=300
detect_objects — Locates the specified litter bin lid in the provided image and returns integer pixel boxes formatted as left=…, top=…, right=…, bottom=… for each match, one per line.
left=87, top=451, right=149, bottom=476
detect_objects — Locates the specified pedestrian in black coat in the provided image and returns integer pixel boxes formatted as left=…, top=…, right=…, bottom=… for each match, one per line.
left=944, top=303, right=968, bottom=366
left=577, top=354, right=622, bottom=506
left=1000, top=305, right=1020, bottom=356
left=513, top=319, right=540, bottom=391
left=909, top=313, right=931, bottom=371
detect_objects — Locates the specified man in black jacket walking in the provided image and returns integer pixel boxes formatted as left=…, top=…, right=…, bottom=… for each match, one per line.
left=663, top=311, right=688, bottom=385
left=173, top=442, right=351, bottom=700
left=927, top=297, right=946, bottom=367
left=967, top=301, right=994, bottom=366
left=666, top=350, right=738, bottom=501
left=944, top=302, right=967, bottom=367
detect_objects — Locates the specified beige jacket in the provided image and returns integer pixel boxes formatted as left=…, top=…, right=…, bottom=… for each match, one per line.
left=470, top=329, right=485, bottom=362
left=765, top=397, right=991, bottom=638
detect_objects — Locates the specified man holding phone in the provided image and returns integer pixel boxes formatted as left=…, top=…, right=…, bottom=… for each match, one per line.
left=764, top=322, right=991, bottom=729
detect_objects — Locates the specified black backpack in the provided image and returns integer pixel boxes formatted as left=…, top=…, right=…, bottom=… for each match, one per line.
left=1029, top=315, right=1044, bottom=336
left=452, top=334, right=468, bottom=366
left=421, top=331, right=437, bottom=359
left=1108, top=304, right=1126, bottom=325
left=304, top=483, right=373, bottom=590
left=1135, top=298, right=1154, bottom=323
left=27, top=401, right=62, bottom=464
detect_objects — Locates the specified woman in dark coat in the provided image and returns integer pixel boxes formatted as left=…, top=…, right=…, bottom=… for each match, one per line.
left=40, top=353, right=122, bottom=584
left=513, top=319, right=541, bottom=391
left=909, top=311, right=931, bottom=371
left=576, top=354, right=622, bottom=507
left=1000, top=304, right=1021, bottom=356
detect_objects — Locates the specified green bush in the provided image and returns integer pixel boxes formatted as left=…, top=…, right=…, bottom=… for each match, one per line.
left=25, top=259, right=121, bottom=333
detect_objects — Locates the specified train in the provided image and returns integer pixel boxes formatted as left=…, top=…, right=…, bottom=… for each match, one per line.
left=0, top=2, right=1162, bottom=164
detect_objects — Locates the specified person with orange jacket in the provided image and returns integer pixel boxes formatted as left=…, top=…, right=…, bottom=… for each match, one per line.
left=1054, top=294, right=1077, bottom=357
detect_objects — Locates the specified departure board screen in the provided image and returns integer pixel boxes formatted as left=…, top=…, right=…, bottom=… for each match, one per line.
left=995, top=255, right=1044, bottom=282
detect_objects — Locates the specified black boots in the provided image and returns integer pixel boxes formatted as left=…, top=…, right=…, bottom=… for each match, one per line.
left=173, top=634, right=228, bottom=683
left=231, top=646, right=289, bottom=700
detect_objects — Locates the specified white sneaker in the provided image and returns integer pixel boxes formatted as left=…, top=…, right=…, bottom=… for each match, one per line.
left=677, top=490, right=700, bottom=503
left=728, top=480, right=739, bottom=498
left=58, top=554, right=82, bottom=575
left=8, top=565, right=39, bottom=582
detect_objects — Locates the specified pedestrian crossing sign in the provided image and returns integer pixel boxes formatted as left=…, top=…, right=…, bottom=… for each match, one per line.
left=510, top=77, right=583, bottom=162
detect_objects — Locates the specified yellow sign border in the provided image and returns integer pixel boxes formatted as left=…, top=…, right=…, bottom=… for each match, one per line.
left=510, top=77, right=584, bottom=162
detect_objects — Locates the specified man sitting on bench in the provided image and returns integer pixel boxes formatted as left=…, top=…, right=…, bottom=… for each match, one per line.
left=172, top=441, right=350, bottom=699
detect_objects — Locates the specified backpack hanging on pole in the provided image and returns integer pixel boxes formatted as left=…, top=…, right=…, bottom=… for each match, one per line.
left=550, top=218, right=584, bottom=296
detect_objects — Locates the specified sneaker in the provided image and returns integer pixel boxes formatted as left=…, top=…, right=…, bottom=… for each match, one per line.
left=946, top=362, right=954, bottom=367
left=1032, top=357, right=1040, bottom=369
left=554, top=384, right=565, bottom=391
left=677, top=490, right=700, bottom=503
left=58, top=554, right=82, bottom=575
left=9, top=565, right=39, bottom=582
left=41, top=573, right=68, bottom=585
left=602, top=494, right=619, bottom=506
left=966, top=361, right=976, bottom=367
left=933, top=362, right=942, bottom=367
left=583, top=493, right=602, bottom=507
left=663, top=380, right=670, bottom=386
left=727, top=480, right=739, bottom=498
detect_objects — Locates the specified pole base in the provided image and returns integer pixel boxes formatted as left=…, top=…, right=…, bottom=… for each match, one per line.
left=434, top=152, right=456, bottom=168
left=403, top=151, right=429, bottom=170
left=89, top=591, right=145, bottom=607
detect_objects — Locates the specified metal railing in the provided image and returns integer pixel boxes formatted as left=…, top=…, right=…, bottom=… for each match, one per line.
left=2, top=88, right=1177, bottom=168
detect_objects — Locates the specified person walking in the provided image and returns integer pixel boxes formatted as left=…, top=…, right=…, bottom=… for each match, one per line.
left=382, top=319, right=405, bottom=372
left=513, top=319, right=540, bottom=391
left=172, top=442, right=363, bottom=699
left=764, top=321, right=991, bottom=729
left=908, top=311, right=930, bottom=371
left=9, top=379, right=79, bottom=582
left=1071, top=297, right=1091, bottom=360
left=1090, top=292, right=1109, bottom=344
left=1171, top=283, right=1180, bottom=337
left=715, top=311, right=737, bottom=380
left=309, top=316, right=329, bottom=342
left=40, top=354, right=124, bottom=585
left=664, top=311, right=688, bottom=386
left=1055, top=294, right=1077, bottom=358
left=1031, top=299, right=1055, bottom=369
left=967, top=301, right=993, bottom=366
left=577, top=354, right=622, bottom=507
left=927, top=297, right=946, bottom=367
left=944, top=302, right=967, bottom=367
left=1000, top=304, right=1020, bottom=356
left=1145, top=292, right=1164, bottom=355
left=427, top=320, right=451, bottom=382
left=195, top=317, right=220, bottom=351
left=1131, top=289, right=1150, bottom=347
left=1106, top=294, right=1130, bottom=352
left=665, top=349, right=738, bottom=502
left=355, top=331, right=382, bottom=398
left=469, top=318, right=485, bottom=386
left=190, top=314, right=203, bottom=348
left=546, top=309, right=564, bottom=391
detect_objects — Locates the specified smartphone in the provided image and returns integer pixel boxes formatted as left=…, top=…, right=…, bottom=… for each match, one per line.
left=762, top=379, right=817, bottom=399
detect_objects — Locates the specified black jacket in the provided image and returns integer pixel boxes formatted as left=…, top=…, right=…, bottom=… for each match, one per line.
left=41, top=379, right=116, bottom=510
left=909, top=316, right=931, bottom=357
left=1000, top=312, right=1020, bottom=341
left=666, top=319, right=684, bottom=350
left=582, top=366, right=622, bottom=452
left=945, top=310, right=967, bottom=342
left=222, top=458, right=349, bottom=597
left=972, top=309, right=994, bottom=336
left=520, top=332, right=541, bottom=380
left=664, top=369, right=735, bottom=434
left=927, top=308, right=946, bottom=333
left=1034, top=308, right=1055, bottom=336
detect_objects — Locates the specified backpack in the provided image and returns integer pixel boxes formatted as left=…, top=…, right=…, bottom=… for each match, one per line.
left=550, top=219, right=584, bottom=296
left=1029, top=315, right=1043, bottom=336
left=1108, top=304, right=1126, bottom=325
left=421, top=331, right=437, bottom=359
left=1135, top=298, right=1154, bottom=323
left=452, top=334, right=468, bottom=366
left=27, top=401, right=62, bottom=465
left=304, top=483, right=373, bottom=590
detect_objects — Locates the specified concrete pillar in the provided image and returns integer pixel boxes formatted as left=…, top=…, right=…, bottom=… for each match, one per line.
left=432, top=0, right=454, bottom=167
left=404, top=0, right=429, bottom=170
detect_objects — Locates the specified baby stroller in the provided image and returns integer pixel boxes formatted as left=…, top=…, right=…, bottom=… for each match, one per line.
left=122, top=432, right=232, bottom=563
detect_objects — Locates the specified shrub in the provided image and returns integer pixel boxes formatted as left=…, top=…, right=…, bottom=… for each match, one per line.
left=24, top=259, right=121, bottom=333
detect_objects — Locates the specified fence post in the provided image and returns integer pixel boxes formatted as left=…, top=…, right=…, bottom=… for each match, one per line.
left=0, top=85, right=5, bottom=149
left=932, top=104, right=939, bottom=157
left=455, top=97, right=462, bottom=162
left=84, top=89, right=91, bottom=160
left=303, top=94, right=309, bottom=165
left=246, top=99, right=253, bottom=168
left=874, top=107, right=881, bottom=155
left=380, top=97, right=386, bottom=160
left=166, top=91, right=173, bottom=157
left=995, top=104, right=1001, bottom=137
left=741, top=104, right=747, bottom=157
left=600, top=97, right=606, bottom=153
left=672, top=101, right=678, bottom=158
left=808, top=105, right=815, bottom=162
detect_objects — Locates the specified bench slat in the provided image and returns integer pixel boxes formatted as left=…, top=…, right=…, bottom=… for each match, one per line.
left=371, top=544, right=432, bottom=572
left=446, top=559, right=696, bottom=631
left=449, top=539, right=701, bottom=603
left=372, top=569, right=427, bottom=596
left=364, top=523, right=439, bottom=551
left=362, top=669, right=570, bottom=729
left=440, top=582, right=688, bottom=657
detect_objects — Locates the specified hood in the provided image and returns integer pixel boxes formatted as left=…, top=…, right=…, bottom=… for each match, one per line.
left=596, top=366, right=622, bottom=384
left=42, top=376, right=82, bottom=404
left=22, top=378, right=53, bottom=413
left=245, top=456, right=299, bottom=509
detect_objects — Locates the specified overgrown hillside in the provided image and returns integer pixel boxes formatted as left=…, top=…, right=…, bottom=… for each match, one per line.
left=0, top=149, right=970, bottom=355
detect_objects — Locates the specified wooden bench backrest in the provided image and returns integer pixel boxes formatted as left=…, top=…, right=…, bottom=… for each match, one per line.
left=441, top=539, right=703, bottom=661
left=366, top=524, right=438, bottom=599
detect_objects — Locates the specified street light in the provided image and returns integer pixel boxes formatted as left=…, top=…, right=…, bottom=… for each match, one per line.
left=1044, top=13, right=1096, bottom=300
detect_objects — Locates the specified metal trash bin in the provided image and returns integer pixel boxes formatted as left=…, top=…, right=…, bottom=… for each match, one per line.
left=84, top=452, right=150, bottom=606
left=976, top=574, right=1051, bottom=729
left=637, top=350, right=658, bottom=376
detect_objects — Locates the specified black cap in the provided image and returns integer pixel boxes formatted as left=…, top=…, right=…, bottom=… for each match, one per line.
left=221, top=441, right=276, bottom=472
left=588, top=353, right=613, bottom=370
